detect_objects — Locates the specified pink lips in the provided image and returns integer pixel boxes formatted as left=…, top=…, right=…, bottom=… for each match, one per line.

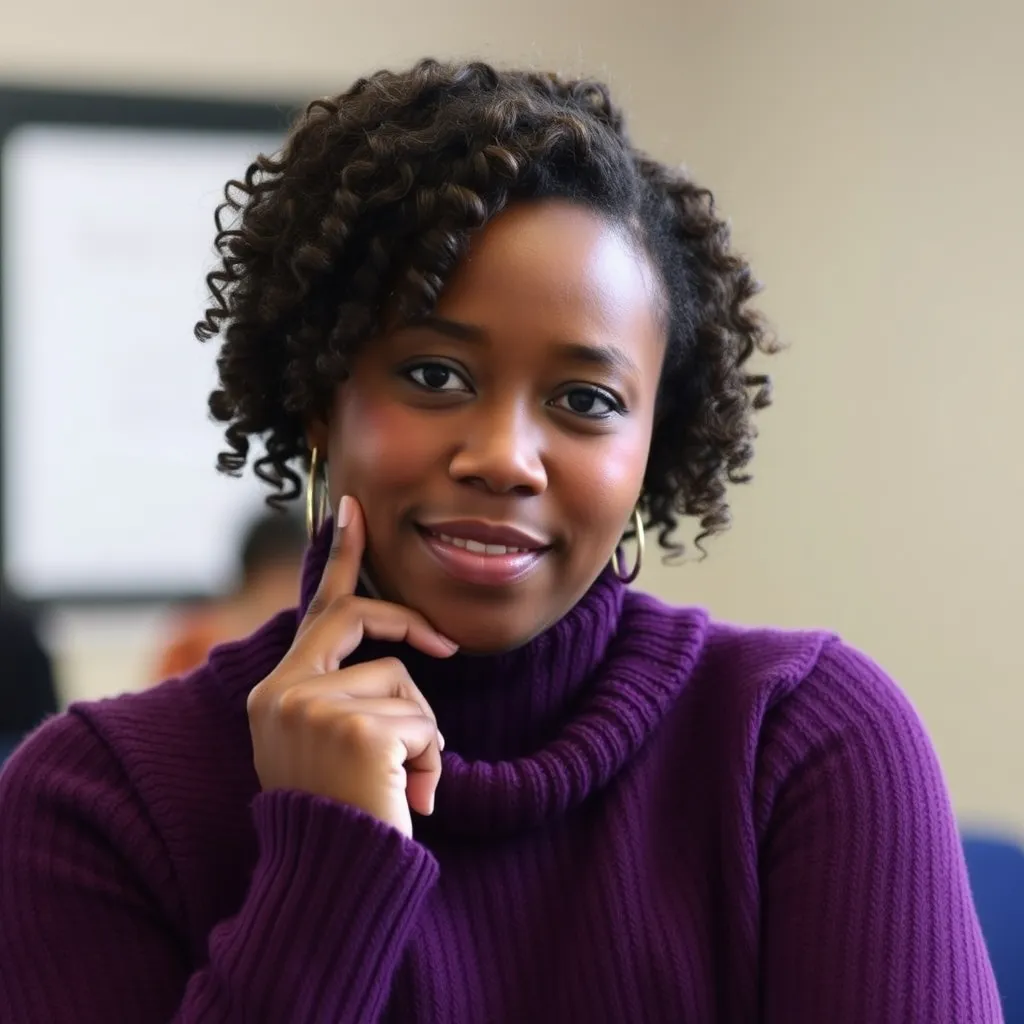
left=416, top=520, right=550, bottom=587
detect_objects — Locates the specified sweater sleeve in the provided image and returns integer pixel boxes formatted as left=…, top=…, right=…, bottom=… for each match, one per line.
left=756, top=640, right=1003, bottom=1023
left=0, top=711, right=438, bottom=1022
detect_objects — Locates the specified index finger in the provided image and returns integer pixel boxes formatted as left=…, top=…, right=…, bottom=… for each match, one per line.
left=307, top=495, right=364, bottom=616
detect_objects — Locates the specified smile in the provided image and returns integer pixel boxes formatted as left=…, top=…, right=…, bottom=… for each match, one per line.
left=415, top=521, right=550, bottom=587
left=434, top=533, right=529, bottom=555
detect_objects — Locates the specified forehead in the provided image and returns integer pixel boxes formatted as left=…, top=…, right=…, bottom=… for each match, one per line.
left=431, top=200, right=665, bottom=356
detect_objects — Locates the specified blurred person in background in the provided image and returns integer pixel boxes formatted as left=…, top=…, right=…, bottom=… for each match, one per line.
left=0, top=585, right=59, bottom=762
left=0, top=60, right=1002, bottom=1023
left=151, top=510, right=306, bottom=681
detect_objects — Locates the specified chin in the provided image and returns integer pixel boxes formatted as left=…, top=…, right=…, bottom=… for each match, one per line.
left=366, top=560, right=565, bottom=654
left=432, top=614, right=541, bottom=656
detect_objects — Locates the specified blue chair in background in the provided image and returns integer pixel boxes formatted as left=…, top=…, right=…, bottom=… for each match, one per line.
left=962, top=832, right=1024, bottom=1023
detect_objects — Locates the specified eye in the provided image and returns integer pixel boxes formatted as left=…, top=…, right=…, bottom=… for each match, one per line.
left=405, top=362, right=471, bottom=393
left=551, top=386, right=624, bottom=419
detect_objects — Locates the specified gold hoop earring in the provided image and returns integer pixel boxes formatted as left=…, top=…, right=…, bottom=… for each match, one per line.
left=611, top=506, right=645, bottom=584
left=305, top=446, right=329, bottom=540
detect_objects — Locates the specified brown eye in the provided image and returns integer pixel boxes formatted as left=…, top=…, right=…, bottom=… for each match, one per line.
left=552, top=386, right=622, bottom=419
left=406, top=363, right=470, bottom=392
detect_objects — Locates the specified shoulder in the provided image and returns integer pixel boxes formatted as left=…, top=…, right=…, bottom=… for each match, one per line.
left=689, top=611, right=951, bottom=859
left=2, top=609, right=296, bottom=862
left=629, top=591, right=934, bottom=797
left=0, top=704, right=180, bottom=922
left=689, top=624, right=948, bottom=848
left=0, top=667, right=244, bottom=843
left=0, top=610, right=299, bottom=954
left=753, top=637, right=940, bottom=809
left=701, top=618, right=920, bottom=747
left=632, top=588, right=913, bottom=730
left=697, top=610, right=930, bottom=775
left=79, top=608, right=297, bottom=798
left=625, top=588, right=839, bottom=712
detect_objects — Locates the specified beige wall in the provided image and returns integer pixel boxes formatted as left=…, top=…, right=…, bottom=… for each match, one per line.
left=4, top=0, right=1021, bottom=835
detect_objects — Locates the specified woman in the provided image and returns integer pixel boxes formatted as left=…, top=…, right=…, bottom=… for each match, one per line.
left=0, top=60, right=1001, bottom=1022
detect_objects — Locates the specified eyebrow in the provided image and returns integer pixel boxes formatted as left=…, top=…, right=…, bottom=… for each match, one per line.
left=402, top=315, right=641, bottom=381
left=401, top=315, right=485, bottom=342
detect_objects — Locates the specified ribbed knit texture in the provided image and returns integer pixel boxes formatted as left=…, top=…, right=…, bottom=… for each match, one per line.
left=0, top=524, right=1003, bottom=1022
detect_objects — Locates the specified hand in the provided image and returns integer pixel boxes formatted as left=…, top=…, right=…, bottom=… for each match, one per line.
left=246, top=495, right=456, bottom=837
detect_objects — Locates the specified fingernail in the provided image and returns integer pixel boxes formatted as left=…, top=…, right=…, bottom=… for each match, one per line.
left=438, top=731, right=446, bottom=751
left=439, top=635, right=459, bottom=652
left=336, top=496, right=352, bottom=529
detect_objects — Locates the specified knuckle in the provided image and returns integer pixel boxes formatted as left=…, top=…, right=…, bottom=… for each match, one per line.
left=247, top=676, right=282, bottom=718
left=246, top=684, right=266, bottom=717
left=334, top=711, right=383, bottom=749
left=274, top=685, right=311, bottom=725
left=377, top=655, right=408, bottom=678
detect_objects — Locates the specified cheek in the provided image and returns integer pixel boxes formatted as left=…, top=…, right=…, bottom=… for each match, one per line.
left=329, top=391, right=434, bottom=497
left=558, top=430, right=650, bottom=542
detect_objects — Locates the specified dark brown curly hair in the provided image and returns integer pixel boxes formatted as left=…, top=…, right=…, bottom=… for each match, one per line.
left=196, top=58, right=778, bottom=558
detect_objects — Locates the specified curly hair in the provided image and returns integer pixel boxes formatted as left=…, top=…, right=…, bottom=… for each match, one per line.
left=196, top=58, right=778, bottom=558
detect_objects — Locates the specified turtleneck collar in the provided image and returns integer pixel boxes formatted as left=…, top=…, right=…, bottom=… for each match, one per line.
left=288, top=520, right=708, bottom=838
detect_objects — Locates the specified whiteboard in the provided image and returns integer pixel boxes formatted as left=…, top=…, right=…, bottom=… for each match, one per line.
left=1, top=123, right=287, bottom=600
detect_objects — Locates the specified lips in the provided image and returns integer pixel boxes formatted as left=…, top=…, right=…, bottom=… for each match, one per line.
left=415, top=520, right=551, bottom=587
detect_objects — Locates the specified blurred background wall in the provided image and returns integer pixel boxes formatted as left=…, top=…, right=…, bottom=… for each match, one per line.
left=2, top=0, right=1021, bottom=836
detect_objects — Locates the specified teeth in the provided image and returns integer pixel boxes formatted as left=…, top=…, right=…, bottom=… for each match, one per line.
left=437, top=532, right=525, bottom=556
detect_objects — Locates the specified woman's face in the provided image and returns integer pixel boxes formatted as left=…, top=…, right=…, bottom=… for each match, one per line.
left=315, top=200, right=666, bottom=652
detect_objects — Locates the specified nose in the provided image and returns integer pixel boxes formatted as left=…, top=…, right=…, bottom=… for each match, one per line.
left=448, top=400, right=548, bottom=496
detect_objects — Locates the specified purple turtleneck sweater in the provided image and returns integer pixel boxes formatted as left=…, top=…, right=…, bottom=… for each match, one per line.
left=0, top=526, right=1002, bottom=1022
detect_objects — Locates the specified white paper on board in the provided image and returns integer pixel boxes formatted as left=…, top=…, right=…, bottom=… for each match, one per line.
left=2, top=123, right=285, bottom=599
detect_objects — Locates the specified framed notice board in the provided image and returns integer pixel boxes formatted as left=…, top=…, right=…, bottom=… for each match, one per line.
left=0, top=85, right=298, bottom=603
